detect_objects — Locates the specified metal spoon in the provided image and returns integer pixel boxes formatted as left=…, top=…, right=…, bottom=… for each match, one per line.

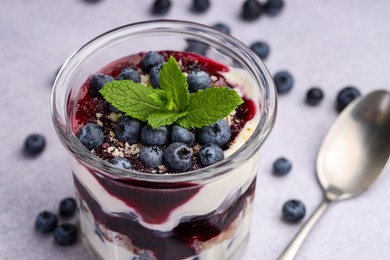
left=278, top=90, right=390, bottom=260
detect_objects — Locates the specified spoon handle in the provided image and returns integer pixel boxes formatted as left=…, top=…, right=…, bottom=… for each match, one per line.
left=278, top=199, right=331, bottom=260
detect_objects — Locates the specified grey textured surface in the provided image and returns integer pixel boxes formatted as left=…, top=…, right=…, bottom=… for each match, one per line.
left=1, top=0, right=390, bottom=259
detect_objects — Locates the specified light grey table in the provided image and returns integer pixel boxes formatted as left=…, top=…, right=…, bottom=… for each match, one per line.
left=1, top=1, right=389, bottom=259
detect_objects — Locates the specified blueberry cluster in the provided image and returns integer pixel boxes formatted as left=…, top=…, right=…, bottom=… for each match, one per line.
left=78, top=52, right=231, bottom=173
left=35, top=197, right=78, bottom=246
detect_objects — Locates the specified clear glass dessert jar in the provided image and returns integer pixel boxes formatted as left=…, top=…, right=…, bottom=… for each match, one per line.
left=51, top=20, right=277, bottom=260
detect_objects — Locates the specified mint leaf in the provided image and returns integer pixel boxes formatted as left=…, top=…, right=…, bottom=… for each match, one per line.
left=99, top=80, right=165, bottom=121
left=149, top=89, right=175, bottom=110
left=147, top=111, right=187, bottom=129
left=160, top=56, right=189, bottom=111
left=177, top=87, right=244, bottom=128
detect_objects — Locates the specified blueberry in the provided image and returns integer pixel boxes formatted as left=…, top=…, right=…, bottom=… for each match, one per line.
left=212, top=23, right=231, bottom=35
left=196, top=120, right=231, bottom=147
left=53, top=224, right=78, bottom=246
left=151, top=0, right=171, bottom=15
left=141, top=125, right=170, bottom=146
left=241, top=0, right=263, bottom=21
left=116, top=68, right=141, bottom=83
left=140, top=146, right=163, bottom=168
left=59, top=198, right=77, bottom=218
left=264, top=0, right=284, bottom=16
left=89, top=74, right=114, bottom=96
left=35, top=211, right=58, bottom=233
left=163, top=142, right=193, bottom=172
left=109, top=157, right=132, bottom=170
left=24, top=134, right=46, bottom=156
left=109, top=104, right=121, bottom=113
left=282, top=199, right=306, bottom=223
left=150, top=63, right=163, bottom=88
left=141, top=51, right=165, bottom=73
left=187, top=70, right=211, bottom=93
left=115, top=116, right=143, bottom=144
left=77, top=123, right=104, bottom=150
left=192, top=0, right=210, bottom=13
left=83, top=0, right=104, bottom=3
left=336, top=86, right=361, bottom=112
left=273, top=157, right=292, bottom=176
left=171, top=125, right=195, bottom=146
left=199, top=143, right=225, bottom=167
left=306, top=87, right=324, bottom=106
left=250, top=41, right=270, bottom=60
left=185, top=39, right=209, bottom=56
left=273, top=71, right=294, bottom=94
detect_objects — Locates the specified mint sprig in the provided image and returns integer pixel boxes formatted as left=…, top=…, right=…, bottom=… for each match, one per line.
left=100, top=55, right=243, bottom=128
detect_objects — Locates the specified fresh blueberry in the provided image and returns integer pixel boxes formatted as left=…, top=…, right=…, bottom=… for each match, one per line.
left=59, top=198, right=77, bottom=218
left=150, top=63, right=163, bottom=88
left=171, top=125, right=195, bottom=146
left=109, top=104, right=121, bottom=113
left=192, top=0, right=210, bottom=13
left=35, top=211, right=58, bottom=233
left=336, top=86, right=361, bottom=112
left=212, top=23, right=231, bottom=35
left=83, top=0, right=104, bottom=3
left=53, top=224, right=78, bottom=246
left=187, top=70, right=211, bottom=93
left=109, top=157, right=132, bottom=170
left=306, top=87, right=324, bottom=106
left=89, top=74, right=114, bottom=96
left=273, top=71, right=294, bottom=94
left=273, top=157, right=292, bottom=176
left=196, top=120, right=231, bottom=147
left=250, top=41, right=270, bottom=60
left=264, top=0, right=284, bottom=16
left=241, top=0, right=263, bottom=21
left=151, top=0, right=171, bottom=15
left=24, top=134, right=46, bottom=156
left=140, top=146, right=163, bottom=168
left=116, top=68, right=141, bottom=83
left=141, top=51, right=165, bottom=73
left=282, top=199, right=306, bottom=223
left=141, top=125, right=170, bottom=146
left=77, top=123, right=104, bottom=150
left=163, top=142, right=193, bottom=172
left=199, top=143, right=225, bottom=167
left=115, top=116, right=143, bottom=144
left=185, top=39, right=209, bottom=56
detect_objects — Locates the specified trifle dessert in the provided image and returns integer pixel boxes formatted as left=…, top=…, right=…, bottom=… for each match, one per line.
left=51, top=21, right=276, bottom=260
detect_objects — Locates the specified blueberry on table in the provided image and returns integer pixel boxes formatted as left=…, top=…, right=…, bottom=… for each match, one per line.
left=273, top=157, right=292, bottom=176
left=53, top=224, right=78, bottom=246
left=149, top=63, right=163, bottom=88
left=89, top=74, right=114, bottom=96
left=171, top=125, right=195, bottom=146
left=115, top=116, right=143, bottom=144
left=282, top=199, right=306, bottom=223
left=24, top=134, right=46, bottom=156
left=77, top=123, right=104, bottom=150
left=141, top=125, right=170, bottom=146
left=264, top=0, right=284, bottom=16
left=83, top=0, right=104, bottom=3
left=196, top=119, right=231, bottom=147
left=59, top=197, right=77, bottom=218
left=241, top=0, right=263, bottom=21
left=35, top=211, right=58, bottom=233
left=336, top=86, right=361, bottom=112
left=141, top=51, right=165, bottom=73
left=187, top=70, right=211, bottom=93
left=109, top=157, right=132, bottom=170
left=184, top=39, right=209, bottom=56
left=250, top=41, right=270, bottom=60
left=140, top=146, right=163, bottom=168
left=306, top=87, right=324, bottom=106
left=116, top=68, right=141, bottom=83
left=199, top=143, right=225, bottom=167
left=212, top=23, right=231, bottom=35
left=273, top=71, right=294, bottom=94
left=163, top=142, right=193, bottom=172
left=192, top=0, right=210, bottom=13
left=151, top=0, right=171, bottom=15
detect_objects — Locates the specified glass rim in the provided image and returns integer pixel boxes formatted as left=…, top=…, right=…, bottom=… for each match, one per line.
left=51, top=20, right=277, bottom=184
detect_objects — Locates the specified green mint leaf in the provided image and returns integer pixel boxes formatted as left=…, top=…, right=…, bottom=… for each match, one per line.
left=160, top=56, right=190, bottom=111
left=147, top=111, right=187, bottom=129
left=177, top=87, right=244, bottom=128
left=149, top=89, right=175, bottom=111
left=99, top=80, right=165, bottom=121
